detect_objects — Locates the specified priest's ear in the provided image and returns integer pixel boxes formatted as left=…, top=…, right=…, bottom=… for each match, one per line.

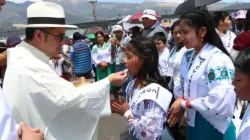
left=25, top=28, right=43, bottom=42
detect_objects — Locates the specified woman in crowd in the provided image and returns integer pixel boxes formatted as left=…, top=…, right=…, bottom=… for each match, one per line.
left=165, top=19, right=188, bottom=140
left=111, top=37, right=173, bottom=140
left=233, top=48, right=250, bottom=140
left=213, top=11, right=236, bottom=54
left=91, top=31, right=114, bottom=92
left=168, top=8, right=236, bottom=140
left=167, top=20, right=187, bottom=93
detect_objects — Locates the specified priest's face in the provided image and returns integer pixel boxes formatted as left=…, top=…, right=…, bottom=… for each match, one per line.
left=233, top=68, right=250, bottom=101
left=38, top=27, right=65, bottom=57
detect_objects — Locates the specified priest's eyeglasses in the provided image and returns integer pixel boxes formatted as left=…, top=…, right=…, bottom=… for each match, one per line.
left=36, top=28, right=65, bottom=42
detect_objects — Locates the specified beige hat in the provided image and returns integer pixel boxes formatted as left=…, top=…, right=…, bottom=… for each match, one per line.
left=139, top=9, right=157, bottom=21
left=13, top=1, right=77, bottom=28
left=112, top=25, right=123, bottom=32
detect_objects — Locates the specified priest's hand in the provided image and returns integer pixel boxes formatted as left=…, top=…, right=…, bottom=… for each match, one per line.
left=167, top=99, right=185, bottom=127
left=18, top=122, right=44, bottom=140
left=108, top=71, right=127, bottom=86
left=111, top=97, right=129, bottom=116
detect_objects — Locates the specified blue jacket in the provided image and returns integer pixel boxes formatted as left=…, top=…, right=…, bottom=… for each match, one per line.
left=70, top=40, right=91, bottom=75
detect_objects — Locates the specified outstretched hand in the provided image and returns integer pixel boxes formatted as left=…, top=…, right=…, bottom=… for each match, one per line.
left=111, top=97, right=129, bottom=116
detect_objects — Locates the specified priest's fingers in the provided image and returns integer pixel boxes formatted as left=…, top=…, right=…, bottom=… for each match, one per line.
left=20, top=124, right=44, bottom=140
left=20, top=122, right=40, bottom=133
left=27, top=127, right=40, bottom=133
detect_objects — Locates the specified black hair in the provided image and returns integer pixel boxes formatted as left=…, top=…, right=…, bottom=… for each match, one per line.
left=213, top=11, right=229, bottom=27
left=244, top=9, right=250, bottom=31
left=152, top=32, right=167, bottom=44
left=180, top=8, right=231, bottom=57
left=73, top=32, right=82, bottom=41
left=25, top=28, right=36, bottom=41
left=95, top=31, right=105, bottom=44
left=104, top=34, right=110, bottom=42
left=127, top=36, right=167, bottom=88
left=234, top=48, right=250, bottom=77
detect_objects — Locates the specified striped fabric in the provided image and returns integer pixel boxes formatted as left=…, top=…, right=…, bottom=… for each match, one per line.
left=70, top=40, right=92, bottom=75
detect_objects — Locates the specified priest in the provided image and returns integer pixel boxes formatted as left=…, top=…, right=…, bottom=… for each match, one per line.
left=3, top=1, right=127, bottom=140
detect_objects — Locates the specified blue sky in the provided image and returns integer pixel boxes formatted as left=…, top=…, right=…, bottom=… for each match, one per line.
left=7, top=0, right=250, bottom=4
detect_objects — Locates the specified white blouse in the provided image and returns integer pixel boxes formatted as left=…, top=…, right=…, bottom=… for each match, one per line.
left=237, top=105, right=250, bottom=140
left=216, top=29, right=236, bottom=54
left=167, top=46, right=187, bottom=94
left=175, top=44, right=236, bottom=134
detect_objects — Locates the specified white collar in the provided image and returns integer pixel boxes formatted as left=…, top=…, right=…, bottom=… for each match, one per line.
left=21, top=41, right=50, bottom=64
left=215, top=28, right=231, bottom=37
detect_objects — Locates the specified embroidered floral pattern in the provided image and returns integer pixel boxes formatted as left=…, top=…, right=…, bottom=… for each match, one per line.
left=126, top=80, right=166, bottom=140
left=205, top=66, right=234, bottom=85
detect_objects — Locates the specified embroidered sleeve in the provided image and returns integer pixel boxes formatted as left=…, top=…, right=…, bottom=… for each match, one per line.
left=128, top=100, right=166, bottom=140
left=91, top=45, right=100, bottom=65
left=190, top=54, right=236, bottom=119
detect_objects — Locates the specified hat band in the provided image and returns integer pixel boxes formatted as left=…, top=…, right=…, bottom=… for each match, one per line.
left=28, top=17, right=65, bottom=25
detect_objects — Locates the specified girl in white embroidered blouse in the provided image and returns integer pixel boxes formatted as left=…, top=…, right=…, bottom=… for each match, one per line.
left=233, top=48, right=250, bottom=140
left=111, top=37, right=174, bottom=140
left=168, top=8, right=236, bottom=140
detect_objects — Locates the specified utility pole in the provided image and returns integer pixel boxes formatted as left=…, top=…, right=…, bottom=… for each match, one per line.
left=89, top=0, right=97, bottom=22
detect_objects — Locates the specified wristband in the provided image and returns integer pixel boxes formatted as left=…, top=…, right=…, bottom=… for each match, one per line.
left=186, top=100, right=191, bottom=108
left=181, top=100, right=188, bottom=109
left=181, top=100, right=192, bottom=109
left=123, top=110, right=133, bottom=119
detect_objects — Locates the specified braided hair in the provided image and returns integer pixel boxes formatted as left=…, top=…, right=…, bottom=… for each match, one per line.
left=127, top=36, right=167, bottom=88
left=180, top=7, right=231, bottom=57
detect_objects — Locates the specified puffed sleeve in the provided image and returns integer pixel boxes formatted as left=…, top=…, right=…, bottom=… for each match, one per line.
left=190, top=53, right=236, bottom=119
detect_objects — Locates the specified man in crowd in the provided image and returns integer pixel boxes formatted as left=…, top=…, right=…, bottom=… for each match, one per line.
left=70, top=32, right=92, bottom=79
left=139, top=9, right=168, bottom=39
left=112, top=25, right=131, bottom=98
left=3, top=1, right=127, bottom=140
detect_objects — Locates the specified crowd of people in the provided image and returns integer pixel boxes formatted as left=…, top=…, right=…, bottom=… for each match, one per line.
left=1, top=0, right=250, bottom=140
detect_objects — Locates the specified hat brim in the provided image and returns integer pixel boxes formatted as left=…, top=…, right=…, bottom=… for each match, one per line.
left=112, top=29, right=123, bottom=33
left=13, top=24, right=78, bottom=29
left=139, top=15, right=157, bottom=22
left=235, top=17, right=246, bottom=20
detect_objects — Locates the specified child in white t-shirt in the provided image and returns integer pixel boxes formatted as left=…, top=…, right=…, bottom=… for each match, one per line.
left=153, top=32, right=170, bottom=77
